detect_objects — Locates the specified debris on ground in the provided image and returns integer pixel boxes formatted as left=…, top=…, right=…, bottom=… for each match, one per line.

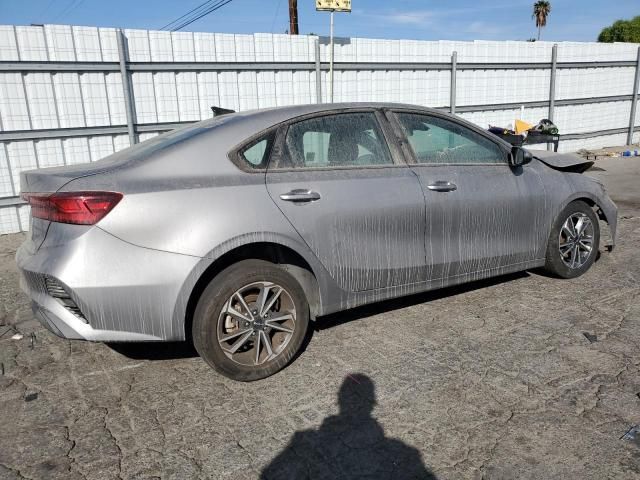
left=621, top=425, right=640, bottom=445
left=621, top=150, right=640, bottom=157
left=583, top=332, right=598, bottom=343
left=24, top=393, right=38, bottom=402
left=578, top=145, right=640, bottom=160
left=11, top=333, right=23, bottom=340
left=0, top=325, right=16, bottom=339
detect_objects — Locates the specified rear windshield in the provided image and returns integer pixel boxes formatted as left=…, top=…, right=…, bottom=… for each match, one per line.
left=133, top=115, right=235, bottom=153
left=82, top=114, right=237, bottom=170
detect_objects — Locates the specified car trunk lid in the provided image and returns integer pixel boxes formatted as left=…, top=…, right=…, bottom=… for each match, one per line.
left=20, top=118, right=233, bottom=251
left=21, top=162, right=119, bottom=194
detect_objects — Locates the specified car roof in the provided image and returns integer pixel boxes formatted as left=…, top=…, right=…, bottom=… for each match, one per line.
left=214, top=102, right=439, bottom=127
left=197, top=102, right=443, bottom=146
left=233, top=102, right=439, bottom=120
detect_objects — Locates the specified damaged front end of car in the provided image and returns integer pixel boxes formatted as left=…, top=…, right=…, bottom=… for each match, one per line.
left=529, top=149, right=618, bottom=251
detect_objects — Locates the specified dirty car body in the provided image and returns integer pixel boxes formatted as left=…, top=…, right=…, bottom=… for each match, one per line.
left=16, top=103, right=617, bottom=378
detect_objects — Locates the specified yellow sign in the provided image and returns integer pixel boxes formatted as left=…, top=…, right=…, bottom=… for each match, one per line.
left=316, top=0, right=351, bottom=12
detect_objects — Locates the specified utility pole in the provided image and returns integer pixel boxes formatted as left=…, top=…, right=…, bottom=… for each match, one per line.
left=288, top=0, right=299, bottom=35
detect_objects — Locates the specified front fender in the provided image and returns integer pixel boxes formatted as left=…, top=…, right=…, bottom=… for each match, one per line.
left=595, top=193, right=618, bottom=249
left=562, top=189, right=618, bottom=249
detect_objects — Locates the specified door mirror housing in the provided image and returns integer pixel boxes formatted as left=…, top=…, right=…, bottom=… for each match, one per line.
left=510, top=146, right=533, bottom=167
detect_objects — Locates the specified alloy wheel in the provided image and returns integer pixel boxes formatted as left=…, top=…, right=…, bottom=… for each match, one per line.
left=558, top=212, right=595, bottom=269
left=217, top=281, right=296, bottom=366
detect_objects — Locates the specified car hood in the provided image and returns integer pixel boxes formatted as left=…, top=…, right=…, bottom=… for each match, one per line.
left=527, top=149, right=594, bottom=173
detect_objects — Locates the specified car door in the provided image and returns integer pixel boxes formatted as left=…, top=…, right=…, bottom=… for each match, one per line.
left=265, top=110, right=427, bottom=292
left=389, top=110, right=548, bottom=283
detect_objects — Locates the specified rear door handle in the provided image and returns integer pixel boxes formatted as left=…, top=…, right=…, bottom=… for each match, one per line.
left=279, top=189, right=321, bottom=202
left=427, top=181, right=457, bottom=192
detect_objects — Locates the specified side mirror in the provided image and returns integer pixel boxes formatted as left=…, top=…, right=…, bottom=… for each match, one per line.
left=510, top=146, right=533, bottom=167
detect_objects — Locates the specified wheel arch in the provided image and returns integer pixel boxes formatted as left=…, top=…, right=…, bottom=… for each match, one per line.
left=559, top=192, right=617, bottom=248
left=175, top=237, right=323, bottom=342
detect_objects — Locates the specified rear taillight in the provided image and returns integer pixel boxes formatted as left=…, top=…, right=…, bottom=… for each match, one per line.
left=22, top=191, right=123, bottom=225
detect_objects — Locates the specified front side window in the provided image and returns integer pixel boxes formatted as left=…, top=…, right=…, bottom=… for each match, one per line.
left=396, top=113, right=505, bottom=165
left=279, top=112, right=393, bottom=169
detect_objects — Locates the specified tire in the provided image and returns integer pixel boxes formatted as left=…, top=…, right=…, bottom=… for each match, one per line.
left=544, top=200, right=600, bottom=279
left=193, top=259, right=309, bottom=381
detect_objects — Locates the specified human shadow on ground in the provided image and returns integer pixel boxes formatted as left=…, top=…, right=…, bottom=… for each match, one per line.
left=260, top=373, right=437, bottom=480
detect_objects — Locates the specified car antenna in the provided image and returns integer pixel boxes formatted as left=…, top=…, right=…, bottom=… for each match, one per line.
left=211, top=106, right=235, bottom=117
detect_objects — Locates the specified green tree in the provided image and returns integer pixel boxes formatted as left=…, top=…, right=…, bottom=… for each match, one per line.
left=598, top=16, right=640, bottom=43
left=532, top=1, right=552, bottom=41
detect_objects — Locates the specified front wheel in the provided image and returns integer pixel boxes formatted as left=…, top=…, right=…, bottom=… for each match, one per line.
left=543, top=200, right=600, bottom=279
left=193, top=259, right=309, bottom=381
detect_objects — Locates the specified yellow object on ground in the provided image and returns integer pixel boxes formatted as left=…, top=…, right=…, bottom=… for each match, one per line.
left=515, top=119, right=533, bottom=134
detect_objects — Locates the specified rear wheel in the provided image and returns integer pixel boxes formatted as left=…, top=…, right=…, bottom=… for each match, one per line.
left=544, top=201, right=600, bottom=279
left=193, top=259, right=309, bottom=381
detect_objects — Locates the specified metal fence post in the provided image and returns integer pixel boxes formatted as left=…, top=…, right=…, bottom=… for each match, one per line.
left=329, top=12, right=335, bottom=103
left=117, top=29, right=138, bottom=145
left=628, top=46, right=640, bottom=145
left=450, top=51, right=457, bottom=114
left=315, top=37, right=322, bottom=104
left=548, top=44, right=558, bottom=150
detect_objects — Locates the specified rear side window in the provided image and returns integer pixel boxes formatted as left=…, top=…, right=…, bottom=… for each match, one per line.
left=237, top=131, right=275, bottom=170
left=396, top=113, right=505, bottom=165
left=277, top=112, right=393, bottom=169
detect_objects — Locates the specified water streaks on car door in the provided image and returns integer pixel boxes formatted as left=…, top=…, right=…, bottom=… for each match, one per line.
left=265, top=111, right=427, bottom=292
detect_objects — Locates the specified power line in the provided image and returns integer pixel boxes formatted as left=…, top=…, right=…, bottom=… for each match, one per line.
left=53, top=0, right=84, bottom=21
left=42, top=0, right=60, bottom=18
left=159, top=0, right=218, bottom=31
left=66, top=0, right=87, bottom=17
left=160, top=0, right=235, bottom=32
left=172, top=0, right=234, bottom=31
left=270, top=0, right=284, bottom=33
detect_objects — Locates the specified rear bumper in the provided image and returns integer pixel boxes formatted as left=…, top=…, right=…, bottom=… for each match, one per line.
left=27, top=299, right=164, bottom=341
left=16, top=224, right=200, bottom=342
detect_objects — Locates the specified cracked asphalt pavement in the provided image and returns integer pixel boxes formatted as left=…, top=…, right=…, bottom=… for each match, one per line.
left=1, top=157, right=639, bottom=479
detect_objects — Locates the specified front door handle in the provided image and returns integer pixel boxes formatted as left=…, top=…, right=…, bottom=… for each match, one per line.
left=427, top=181, right=457, bottom=192
left=279, top=189, right=321, bottom=202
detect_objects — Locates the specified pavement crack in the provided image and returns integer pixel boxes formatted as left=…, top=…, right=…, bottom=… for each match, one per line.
left=102, top=408, right=125, bottom=480
left=0, top=463, right=30, bottom=480
left=62, top=424, right=83, bottom=479
left=154, top=408, right=167, bottom=446
left=175, top=449, right=204, bottom=477
left=578, top=382, right=603, bottom=417
left=602, top=315, right=628, bottom=340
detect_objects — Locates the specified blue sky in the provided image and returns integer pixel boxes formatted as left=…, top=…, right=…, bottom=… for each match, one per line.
left=1, top=0, right=638, bottom=42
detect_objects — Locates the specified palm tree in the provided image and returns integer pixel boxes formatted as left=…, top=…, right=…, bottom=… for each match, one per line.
left=532, top=1, right=551, bottom=41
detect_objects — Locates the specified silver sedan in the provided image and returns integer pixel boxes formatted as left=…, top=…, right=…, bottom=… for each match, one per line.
left=16, top=103, right=617, bottom=381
